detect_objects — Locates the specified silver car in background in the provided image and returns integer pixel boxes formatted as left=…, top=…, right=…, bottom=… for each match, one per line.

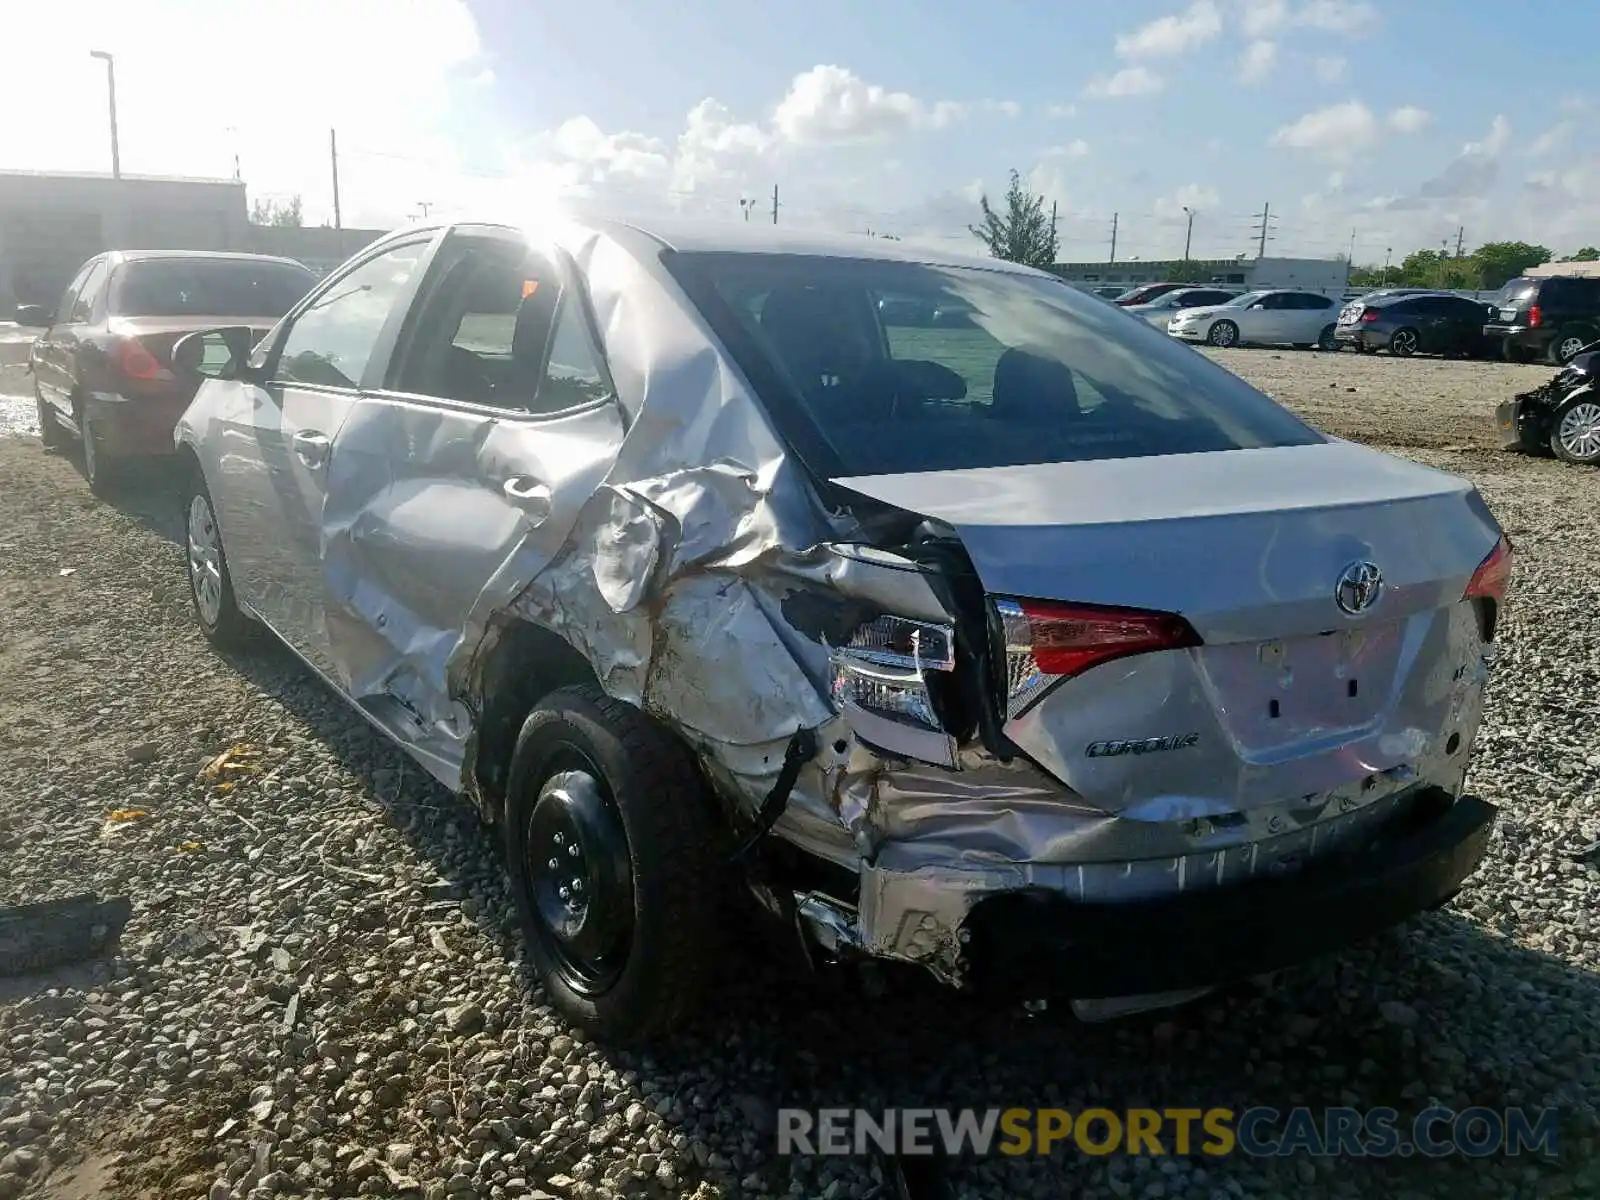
left=1121, top=286, right=1241, bottom=329
left=169, top=219, right=1509, bottom=1039
left=1168, top=288, right=1343, bottom=349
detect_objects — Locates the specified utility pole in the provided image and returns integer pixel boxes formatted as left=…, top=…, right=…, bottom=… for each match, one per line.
left=771, top=184, right=780, bottom=225
left=416, top=201, right=433, bottom=218
left=1250, top=201, right=1274, bottom=259
left=89, top=51, right=121, bottom=180
left=1348, top=227, right=1356, bottom=262
left=1109, top=212, right=1118, bottom=264
left=1455, top=226, right=1465, bottom=258
left=329, top=128, right=343, bottom=232
left=1182, top=206, right=1196, bottom=260
left=1382, top=246, right=1392, bottom=288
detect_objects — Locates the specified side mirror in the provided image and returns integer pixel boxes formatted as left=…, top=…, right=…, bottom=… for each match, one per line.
left=1249, top=302, right=1266, bottom=311
left=172, top=326, right=256, bottom=382
left=14, top=304, right=52, bottom=328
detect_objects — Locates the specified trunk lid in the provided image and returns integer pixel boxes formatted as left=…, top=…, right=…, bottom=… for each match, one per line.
left=837, top=441, right=1500, bottom=820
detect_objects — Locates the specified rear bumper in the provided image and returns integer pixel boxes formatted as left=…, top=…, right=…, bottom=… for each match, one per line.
left=959, top=791, right=1495, bottom=999
left=1334, top=326, right=1380, bottom=349
left=82, top=389, right=193, bottom=460
left=1484, top=324, right=1551, bottom=354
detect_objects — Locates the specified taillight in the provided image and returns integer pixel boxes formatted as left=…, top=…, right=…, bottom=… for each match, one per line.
left=1527, top=305, right=1542, bottom=329
left=1360, top=309, right=1379, bottom=323
left=830, top=615, right=957, bottom=756
left=1465, top=535, right=1513, bottom=607
left=996, top=599, right=1200, bottom=718
left=115, top=337, right=169, bottom=382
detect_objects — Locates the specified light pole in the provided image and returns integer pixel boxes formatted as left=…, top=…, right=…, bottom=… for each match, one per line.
left=1182, top=206, right=1195, bottom=261
left=1382, top=247, right=1392, bottom=288
left=89, top=50, right=121, bottom=179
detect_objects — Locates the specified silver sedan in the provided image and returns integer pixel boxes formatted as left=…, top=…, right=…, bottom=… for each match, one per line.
left=168, top=219, right=1508, bottom=1039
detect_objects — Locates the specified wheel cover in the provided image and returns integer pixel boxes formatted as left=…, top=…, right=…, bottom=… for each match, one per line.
left=1392, top=329, right=1417, bottom=355
left=187, top=493, right=225, bottom=627
left=1212, top=323, right=1236, bottom=346
left=520, top=749, right=634, bottom=995
left=1558, top=336, right=1585, bottom=362
left=1558, top=401, right=1600, bottom=461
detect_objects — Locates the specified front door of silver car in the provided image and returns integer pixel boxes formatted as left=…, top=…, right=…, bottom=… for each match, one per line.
left=214, top=239, right=433, bottom=677
left=317, top=229, right=628, bottom=785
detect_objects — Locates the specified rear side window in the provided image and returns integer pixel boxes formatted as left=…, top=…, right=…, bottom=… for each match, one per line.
left=668, top=252, right=1322, bottom=478
left=1494, top=279, right=1537, bottom=306
left=111, top=258, right=315, bottom=319
left=69, top=260, right=111, bottom=322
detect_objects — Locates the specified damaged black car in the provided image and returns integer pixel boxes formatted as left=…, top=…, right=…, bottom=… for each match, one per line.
left=1497, top=341, right=1600, bottom=465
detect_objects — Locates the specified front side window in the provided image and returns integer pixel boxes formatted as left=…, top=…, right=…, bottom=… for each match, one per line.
left=668, top=252, right=1322, bottom=478
left=276, top=242, right=428, bottom=389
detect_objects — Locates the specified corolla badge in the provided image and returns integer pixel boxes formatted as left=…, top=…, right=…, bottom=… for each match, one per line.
left=1335, top=560, right=1383, bottom=615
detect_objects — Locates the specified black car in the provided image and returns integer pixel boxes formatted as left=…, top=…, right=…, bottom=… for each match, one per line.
left=1496, top=344, right=1600, bottom=464
left=1114, top=282, right=1185, bottom=306
left=1482, top=275, right=1600, bottom=365
left=1335, top=292, right=1494, bottom=357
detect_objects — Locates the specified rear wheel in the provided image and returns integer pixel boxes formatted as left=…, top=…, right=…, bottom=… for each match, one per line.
left=182, top=468, right=253, bottom=648
left=1389, top=327, right=1419, bottom=357
left=77, top=404, right=120, bottom=497
left=34, top=387, right=69, bottom=451
left=504, top=684, right=722, bottom=1042
left=1551, top=397, right=1600, bottom=465
left=1207, top=320, right=1239, bottom=348
left=1550, top=329, right=1594, bottom=366
left=1316, top=324, right=1339, bottom=352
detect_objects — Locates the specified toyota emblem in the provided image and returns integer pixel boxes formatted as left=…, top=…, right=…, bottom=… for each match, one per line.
left=1335, top=560, right=1383, bottom=615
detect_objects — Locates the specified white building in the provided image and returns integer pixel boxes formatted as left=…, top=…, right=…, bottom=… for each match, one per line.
left=1051, top=255, right=1351, bottom=295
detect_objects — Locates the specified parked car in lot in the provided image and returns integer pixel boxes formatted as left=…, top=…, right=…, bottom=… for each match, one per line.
left=170, top=219, right=1508, bottom=1039
left=1497, top=341, right=1600, bottom=464
left=1123, top=287, right=1240, bottom=328
left=1113, top=282, right=1186, bottom=306
left=19, top=250, right=316, bottom=493
left=1336, top=287, right=1436, bottom=325
left=1167, top=289, right=1340, bottom=349
left=1336, top=292, right=1495, bottom=357
left=1482, top=275, right=1600, bottom=365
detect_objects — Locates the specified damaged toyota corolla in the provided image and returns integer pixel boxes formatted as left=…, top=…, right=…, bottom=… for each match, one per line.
left=169, top=218, right=1512, bottom=1040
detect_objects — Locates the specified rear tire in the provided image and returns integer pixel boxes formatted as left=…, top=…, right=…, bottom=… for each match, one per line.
left=181, top=466, right=254, bottom=648
left=1389, top=327, right=1419, bottom=357
left=34, top=387, right=69, bottom=451
left=1550, top=396, right=1600, bottom=465
left=78, top=404, right=120, bottom=497
left=1549, top=328, right=1594, bottom=366
left=1207, top=320, right=1238, bottom=348
left=503, top=684, right=722, bottom=1043
left=1317, top=324, right=1339, bottom=351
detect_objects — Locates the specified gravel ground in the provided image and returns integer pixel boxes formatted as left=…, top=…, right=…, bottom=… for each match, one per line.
left=1, top=347, right=1598, bottom=1200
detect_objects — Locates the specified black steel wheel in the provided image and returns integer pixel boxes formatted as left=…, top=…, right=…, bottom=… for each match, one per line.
left=504, top=684, right=722, bottom=1042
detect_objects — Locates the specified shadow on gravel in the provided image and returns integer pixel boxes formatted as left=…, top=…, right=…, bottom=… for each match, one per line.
left=39, top=442, right=187, bottom=544
left=207, top=635, right=1599, bottom=1199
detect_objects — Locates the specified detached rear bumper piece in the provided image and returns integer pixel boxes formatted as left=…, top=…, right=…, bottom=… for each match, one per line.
left=960, top=790, right=1495, bottom=1000
left=1496, top=397, right=1530, bottom=450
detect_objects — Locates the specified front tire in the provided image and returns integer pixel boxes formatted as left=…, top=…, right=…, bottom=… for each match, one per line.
left=504, top=684, right=722, bottom=1042
left=1549, top=329, right=1594, bottom=366
left=1551, top=396, right=1600, bottom=465
left=1207, top=320, right=1239, bottom=348
left=182, top=468, right=253, bottom=648
left=1389, top=327, right=1419, bottom=357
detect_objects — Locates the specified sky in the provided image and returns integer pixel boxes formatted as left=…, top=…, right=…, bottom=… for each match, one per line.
left=3, top=0, right=1597, bottom=265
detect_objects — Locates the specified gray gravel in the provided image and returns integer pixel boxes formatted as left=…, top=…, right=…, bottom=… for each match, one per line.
left=1, top=346, right=1598, bottom=1199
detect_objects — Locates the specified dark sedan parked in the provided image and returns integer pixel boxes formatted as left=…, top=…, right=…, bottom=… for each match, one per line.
left=20, top=250, right=316, bottom=493
left=1335, top=292, right=1494, bottom=357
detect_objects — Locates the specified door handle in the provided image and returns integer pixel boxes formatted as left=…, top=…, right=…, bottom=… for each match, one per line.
left=502, top=476, right=553, bottom=524
left=292, top=430, right=330, bottom=468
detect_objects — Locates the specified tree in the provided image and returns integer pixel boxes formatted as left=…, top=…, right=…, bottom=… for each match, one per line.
left=1564, top=246, right=1599, bottom=262
left=1166, top=259, right=1210, bottom=284
left=1471, top=241, right=1551, bottom=289
left=250, top=195, right=304, bottom=228
left=969, top=170, right=1059, bottom=269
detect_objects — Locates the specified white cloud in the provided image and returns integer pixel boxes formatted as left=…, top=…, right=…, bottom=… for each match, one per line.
left=1327, top=171, right=1346, bottom=190
left=548, top=117, right=670, bottom=180
left=1529, top=122, right=1574, bottom=157
left=1387, top=105, right=1432, bottom=134
left=1298, top=0, right=1379, bottom=33
left=1116, top=1, right=1222, bottom=58
left=959, top=178, right=987, bottom=205
left=772, top=65, right=963, bottom=145
left=1154, top=183, right=1221, bottom=218
left=1313, top=55, right=1347, bottom=82
left=1465, top=114, right=1512, bottom=158
left=1045, top=103, right=1078, bottom=119
left=1239, top=40, right=1277, bottom=82
left=1085, top=67, right=1165, bottom=98
left=1240, top=0, right=1289, bottom=36
left=1043, top=140, right=1091, bottom=159
left=982, top=99, right=1022, bottom=118
left=1270, top=100, right=1378, bottom=161
left=670, top=99, right=770, bottom=193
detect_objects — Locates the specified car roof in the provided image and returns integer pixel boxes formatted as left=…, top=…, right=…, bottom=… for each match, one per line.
left=105, top=249, right=312, bottom=269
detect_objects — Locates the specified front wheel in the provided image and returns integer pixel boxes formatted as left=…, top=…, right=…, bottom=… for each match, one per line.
left=1207, top=320, right=1238, bottom=348
left=1550, top=329, right=1594, bottom=366
left=1551, top=396, right=1600, bottom=465
left=504, top=684, right=722, bottom=1042
left=182, top=469, right=254, bottom=648
left=1389, top=327, right=1419, bottom=357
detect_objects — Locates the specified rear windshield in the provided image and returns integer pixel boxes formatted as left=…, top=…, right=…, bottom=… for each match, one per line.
left=666, top=252, right=1322, bottom=478
left=1492, top=279, right=1538, bottom=306
left=110, top=258, right=315, bottom=318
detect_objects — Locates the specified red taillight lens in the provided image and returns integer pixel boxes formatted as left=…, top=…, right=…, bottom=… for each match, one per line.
left=1465, top=535, right=1513, bottom=607
left=997, top=598, right=1200, bottom=717
left=116, top=337, right=167, bottom=381
left=1360, top=309, right=1379, bottom=323
left=1527, top=305, right=1542, bottom=328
